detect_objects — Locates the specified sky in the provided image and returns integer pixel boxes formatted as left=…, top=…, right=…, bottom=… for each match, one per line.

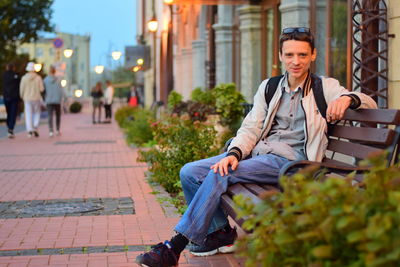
left=50, top=0, right=137, bottom=68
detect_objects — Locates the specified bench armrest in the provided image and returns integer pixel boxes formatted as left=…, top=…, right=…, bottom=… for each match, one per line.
left=279, top=160, right=370, bottom=179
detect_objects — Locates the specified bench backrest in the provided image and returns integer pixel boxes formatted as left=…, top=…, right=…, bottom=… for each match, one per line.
left=325, top=109, right=400, bottom=166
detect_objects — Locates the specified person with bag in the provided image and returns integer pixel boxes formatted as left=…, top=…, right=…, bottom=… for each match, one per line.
left=91, top=82, right=103, bottom=124
left=20, top=62, right=44, bottom=138
left=135, top=27, right=378, bottom=267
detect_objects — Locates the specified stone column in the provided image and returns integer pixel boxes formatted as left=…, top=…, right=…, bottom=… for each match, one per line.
left=279, top=0, right=327, bottom=76
left=213, top=5, right=234, bottom=85
left=239, top=5, right=262, bottom=103
left=192, top=6, right=207, bottom=90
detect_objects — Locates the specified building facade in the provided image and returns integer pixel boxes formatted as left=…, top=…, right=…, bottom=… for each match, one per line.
left=136, top=0, right=398, bottom=109
left=17, top=32, right=91, bottom=97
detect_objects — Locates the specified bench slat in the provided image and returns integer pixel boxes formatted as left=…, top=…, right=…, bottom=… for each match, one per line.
left=329, top=125, right=394, bottom=145
left=226, top=184, right=261, bottom=204
left=243, top=184, right=268, bottom=196
left=327, top=138, right=384, bottom=159
left=220, top=195, right=245, bottom=226
left=342, top=109, right=400, bottom=125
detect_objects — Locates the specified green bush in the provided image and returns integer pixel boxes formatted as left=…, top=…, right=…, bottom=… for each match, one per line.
left=138, top=114, right=219, bottom=193
left=124, top=108, right=155, bottom=146
left=69, top=101, right=82, bottom=113
left=115, top=106, right=137, bottom=128
left=167, top=90, right=183, bottom=110
left=212, top=83, right=245, bottom=128
left=191, top=87, right=215, bottom=106
left=234, top=152, right=400, bottom=267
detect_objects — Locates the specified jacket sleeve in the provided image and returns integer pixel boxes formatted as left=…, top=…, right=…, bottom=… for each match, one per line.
left=322, top=77, right=377, bottom=109
left=20, top=77, right=25, bottom=99
left=227, top=79, right=270, bottom=160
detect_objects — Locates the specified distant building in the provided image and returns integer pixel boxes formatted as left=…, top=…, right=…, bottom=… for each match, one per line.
left=16, top=32, right=91, bottom=97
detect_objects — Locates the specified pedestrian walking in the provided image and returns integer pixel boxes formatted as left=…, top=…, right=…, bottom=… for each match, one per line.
left=91, top=82, right=103, bottom=124
left=2, top=63, right=20, bottom=138
left=127, top=85, right=139, bottom=107
left=103, top=80, right=114, bottom=123
left=20, top=62, right=44, bottom=138
left=44, top=65, right=64, bottom=137
left=135, top=27, right=377, bottom=267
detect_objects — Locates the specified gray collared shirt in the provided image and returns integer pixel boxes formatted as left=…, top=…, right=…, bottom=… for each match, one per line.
left=252, top=75, right=306, bottom=160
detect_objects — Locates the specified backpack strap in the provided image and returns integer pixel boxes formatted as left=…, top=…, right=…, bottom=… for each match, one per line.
left=310, top=74, right=327, bottom=119
left=265, top=74, right=327, bottom=119
left=264, top=75, right=284, bottom=106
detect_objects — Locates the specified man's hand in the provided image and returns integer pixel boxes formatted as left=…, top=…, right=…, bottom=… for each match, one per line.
left=210, top=155, right=239, bottom=177
left=326, top=95, right=352, bottom=122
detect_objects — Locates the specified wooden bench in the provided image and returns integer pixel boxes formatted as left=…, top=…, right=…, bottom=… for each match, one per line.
left=220, top=108, right=400, bottom=229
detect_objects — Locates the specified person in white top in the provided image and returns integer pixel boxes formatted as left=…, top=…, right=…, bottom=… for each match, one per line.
left=103, top=80, right=114, bottom=123
left=20, top=62, right=45, bottom=138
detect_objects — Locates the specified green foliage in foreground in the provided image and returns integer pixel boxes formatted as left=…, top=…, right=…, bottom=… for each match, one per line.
left=234, top=152, right=400, bottom=267
left=138, top=115, right=219, bottom=193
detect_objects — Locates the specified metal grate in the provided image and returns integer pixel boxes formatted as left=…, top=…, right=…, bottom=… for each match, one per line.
left=352, top=0, right=388, bottom=108
left=55, top=140, right=116, bottom=145
left=0, top=197, right=135, bottom=218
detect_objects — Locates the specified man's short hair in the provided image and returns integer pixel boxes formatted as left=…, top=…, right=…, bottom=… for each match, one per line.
left=279, top=27, right=315, bottom=53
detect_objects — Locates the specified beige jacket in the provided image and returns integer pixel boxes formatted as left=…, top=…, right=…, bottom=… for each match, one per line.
left=228, top=76, right=377, bottom=162
left=20, top=72, right=44, bottom=101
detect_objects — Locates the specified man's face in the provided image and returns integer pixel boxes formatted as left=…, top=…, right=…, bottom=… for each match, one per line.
left=279, top=40, right=316, bottom=82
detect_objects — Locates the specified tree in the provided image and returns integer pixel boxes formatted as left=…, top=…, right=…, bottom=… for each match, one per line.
left=0, top=0, right=54, bottom=94
left=111, top=66, right=136, bottom=98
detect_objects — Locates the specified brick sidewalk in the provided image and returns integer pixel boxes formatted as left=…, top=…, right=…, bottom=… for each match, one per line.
left=0, top=105, right=244, bottom=267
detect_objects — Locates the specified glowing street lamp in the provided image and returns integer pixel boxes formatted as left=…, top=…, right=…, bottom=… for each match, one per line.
left=74, top=89, right=83, bottom=98
left=61, top=79, right=67, bottom=87
left=164, top=0, right=174, bottom=4
left=34, top=63, right=42, bottom=72
left=137, top=58, right=144, bottom=66
left=94, top=65, right=104, bottom=74
left=63, top=49, right=74, bottom=58
left=132, top=66, right=141, bottom=72
left=147, top=17, right=158, bottom=33
left=111, top=51, right=122, bottom=60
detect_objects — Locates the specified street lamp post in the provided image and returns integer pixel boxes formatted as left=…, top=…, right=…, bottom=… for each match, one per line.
left=148, top=16, right=158, bottom=105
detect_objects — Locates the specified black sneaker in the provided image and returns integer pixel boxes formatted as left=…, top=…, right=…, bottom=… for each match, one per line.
left=7, top=129, right=15, bottom=139
left=189, top=226, right=237, bottom=257
left=135, top=241, right=179, bottom=267
left=33, top=131, right=39, bottom=137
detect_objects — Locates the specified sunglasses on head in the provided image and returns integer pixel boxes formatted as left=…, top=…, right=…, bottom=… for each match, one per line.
left=282, top=27, right=311, bottom=34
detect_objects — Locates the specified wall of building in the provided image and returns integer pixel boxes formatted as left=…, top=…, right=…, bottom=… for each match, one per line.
left=17, top=32, right=91, bottom=97
left=388, top=0, right=400, bottom=109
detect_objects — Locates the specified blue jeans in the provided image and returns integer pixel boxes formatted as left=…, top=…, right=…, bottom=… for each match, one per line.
left=175, top=152, right=290, bottom=245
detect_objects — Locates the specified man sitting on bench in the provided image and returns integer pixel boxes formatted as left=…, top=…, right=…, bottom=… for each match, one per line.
left=135, top=27, right=377, bottom=267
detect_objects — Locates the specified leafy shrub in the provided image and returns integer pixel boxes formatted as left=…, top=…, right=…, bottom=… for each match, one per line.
left=124, top=108, right=155, bottom=146
left=191, top=87, right=215, bottom=106
left=167, top=90, right=183, bottom=110
left=115, top=106, right=137, bottom=128
left=234, top=152, right=400, bottom=267
left=138, top=115, right=219, bottom=193
left=212, top=83, right=245, bottom=128
left=69, top=101, right=82, bottom=113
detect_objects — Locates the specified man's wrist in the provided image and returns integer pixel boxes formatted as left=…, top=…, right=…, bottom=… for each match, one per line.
left=227, top=147, right=242, bottom=161
left=341, top=94, right=361, bottom=109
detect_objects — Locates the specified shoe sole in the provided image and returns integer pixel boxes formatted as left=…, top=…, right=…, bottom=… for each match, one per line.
left=136, top=261, right=178, bottom=267
left=190, top=244, right=235, bottom=257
